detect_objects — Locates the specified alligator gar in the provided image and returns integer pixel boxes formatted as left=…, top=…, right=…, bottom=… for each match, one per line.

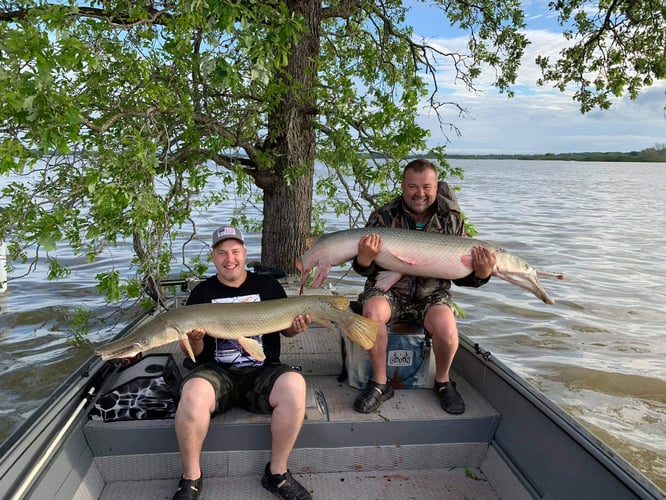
left=297, top=228, right=564, bottom=304
left=95, top=295, right=378, bottom=362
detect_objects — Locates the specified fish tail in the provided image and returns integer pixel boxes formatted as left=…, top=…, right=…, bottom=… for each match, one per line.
left=337, top=312, right=378, bottom=350
left=239, top=337, right=266, bottom=361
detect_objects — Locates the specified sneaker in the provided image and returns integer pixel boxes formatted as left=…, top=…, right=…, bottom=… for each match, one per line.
left=172, top=474, right=203, bottom=500
left=261, top=461, right=312, bottom=500
left=434, top=380, right=465, bottom=414
left=353, top=379, right=394, bottom=413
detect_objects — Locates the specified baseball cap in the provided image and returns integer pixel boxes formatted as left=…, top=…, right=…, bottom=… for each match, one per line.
left=211, top=226, right=245, bottom=248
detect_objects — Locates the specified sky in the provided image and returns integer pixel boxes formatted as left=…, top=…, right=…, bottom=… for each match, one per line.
left=402, top=1, right=666, bottom=155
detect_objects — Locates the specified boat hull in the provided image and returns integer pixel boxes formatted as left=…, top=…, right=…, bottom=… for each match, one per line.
left=1, top=294, right=662, bottom=500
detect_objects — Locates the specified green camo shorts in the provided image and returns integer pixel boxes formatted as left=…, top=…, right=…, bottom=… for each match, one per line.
left=359, top=284, right=454, bottom=324
left=181, top=362, right=297, bottom=415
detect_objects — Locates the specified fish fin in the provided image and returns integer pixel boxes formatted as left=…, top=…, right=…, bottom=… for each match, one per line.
left=339, top=312, right=378, bottom=350
left=375, top=271, right=402, bottom=291
left=460, top=254, right=474, bottom=270
left=312, top=319, right=337, bottom=332
left=537, top=269, right=566, bottom=280
left=311, top=264, right=332, bottom=288
left=386, top=248, right=418, bottom=266
left=325, top=295, right=350, bottom=311
left=181, top=336, right=196, bottom=363
left=239, top=337, right=266, bottom=361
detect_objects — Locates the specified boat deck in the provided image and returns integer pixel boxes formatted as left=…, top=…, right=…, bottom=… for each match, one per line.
left=77, top=320, right=530, bottom=500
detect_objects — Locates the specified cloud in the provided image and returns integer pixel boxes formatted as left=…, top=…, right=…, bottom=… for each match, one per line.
left=412, top=24, right=666, bottom=154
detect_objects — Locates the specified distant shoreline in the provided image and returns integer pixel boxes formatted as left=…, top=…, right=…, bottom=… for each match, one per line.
left=33, top=148, right=666, bottom=163
left=442, top=148, right=665, bottom=162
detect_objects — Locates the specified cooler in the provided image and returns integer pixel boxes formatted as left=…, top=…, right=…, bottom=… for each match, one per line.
left=343, top=322, right=435, bottom=390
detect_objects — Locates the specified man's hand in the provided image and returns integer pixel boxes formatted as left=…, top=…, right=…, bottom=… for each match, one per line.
left=186, top=328, right=206, bottom=341
left=357, top=233, right=382, bottom=268
left=283, top=314, right=312, bottom=337
left=471, top=246, right=496, bottom=280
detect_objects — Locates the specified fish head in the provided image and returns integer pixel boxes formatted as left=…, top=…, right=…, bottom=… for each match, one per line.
left=94, top=320, right=181, bottom=360
left=493, top=252, right=555, bottom=305
left=94, top=337, right=153, bottom=361
left=296, top=260, right=307, bottom=294
left=295, top=258, right=317, bottom=294
left=297, top=239, right=332, bottom=291
left=296, top=246, right=317, bottom=293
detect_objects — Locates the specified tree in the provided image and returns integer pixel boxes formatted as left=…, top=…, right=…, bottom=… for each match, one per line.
left=536, top=0, right=666, bottom=112
left=1, top=0, right=663, bottom=303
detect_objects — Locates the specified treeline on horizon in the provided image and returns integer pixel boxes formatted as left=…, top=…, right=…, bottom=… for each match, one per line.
left=42, top=146, right=666, bottom=163
left=438, top=146, right=666, bottom=163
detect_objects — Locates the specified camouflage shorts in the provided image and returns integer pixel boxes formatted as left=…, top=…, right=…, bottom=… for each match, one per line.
left=181, top=362, right=297, bottom=415
left=359, top=284, right=454, bottom=324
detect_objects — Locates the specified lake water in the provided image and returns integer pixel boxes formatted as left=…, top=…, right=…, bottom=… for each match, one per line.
left=0, top=159, right=664, bottom=490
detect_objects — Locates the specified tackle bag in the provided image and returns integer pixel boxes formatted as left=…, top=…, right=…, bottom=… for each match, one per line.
left=89, top=354, right=182, bottom=422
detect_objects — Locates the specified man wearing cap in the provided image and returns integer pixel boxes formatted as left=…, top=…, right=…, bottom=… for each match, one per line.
left=172, top=226, right=313, bottom=500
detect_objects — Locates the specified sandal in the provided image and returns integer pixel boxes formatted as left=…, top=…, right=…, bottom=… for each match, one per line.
left=434, top=380, right=465, bottom=414
left=261, top=461, right=312, bottom=500
left=172, top=474, right=203, bottom=500
left=354, top=380, right=394, bottom=413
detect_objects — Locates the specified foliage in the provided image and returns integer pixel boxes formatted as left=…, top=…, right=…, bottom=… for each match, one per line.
left=67, top=306, right=95, bottom=346
left=0, top=0, right=663, bottom=307
left=1, top=0, right=305, bottom=297
left=537, top=0, right=666, bottom=112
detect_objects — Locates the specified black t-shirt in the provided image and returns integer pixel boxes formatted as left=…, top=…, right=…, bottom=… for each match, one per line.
left=186, top=272, right=287, bottom=365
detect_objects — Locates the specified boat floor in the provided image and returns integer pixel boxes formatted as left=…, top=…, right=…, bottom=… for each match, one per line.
left=77, top=311, right=530, bottom=500
left=97, top=467, right=500, bottom=499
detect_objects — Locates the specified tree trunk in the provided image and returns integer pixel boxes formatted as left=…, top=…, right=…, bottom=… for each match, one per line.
left=259, top=0, right=321, bottom=275
left=262, top=173, right=314, bottom=274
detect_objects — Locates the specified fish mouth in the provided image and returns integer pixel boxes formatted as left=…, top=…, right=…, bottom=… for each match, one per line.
left=494, top=269, right=555, bottom=305
left=295, top=260, right=308, bottom=294
left=95, top=342, right=143, bottom=361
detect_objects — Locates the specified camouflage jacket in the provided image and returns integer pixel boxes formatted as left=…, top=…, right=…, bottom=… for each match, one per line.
left=352, top=181, right=489, bottom=302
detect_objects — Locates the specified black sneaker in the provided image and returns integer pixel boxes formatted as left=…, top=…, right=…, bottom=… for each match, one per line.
left=172, top=474, right=203, bottom=500
left=261, top=461, right=312, bottom=500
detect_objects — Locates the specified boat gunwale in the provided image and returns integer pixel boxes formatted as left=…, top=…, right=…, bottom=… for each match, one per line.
left=0, top=306, right=159, bottom=489
left=456, top=332, right=664, bottom=499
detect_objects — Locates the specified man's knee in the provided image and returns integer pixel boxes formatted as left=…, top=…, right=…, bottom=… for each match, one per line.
left=424, top=305, right=458, bottom=339
left=363, top=296, right=391, bottom=324
left=270, top=371, right=306, bottom=408
left=180, top=377, right=216, bottom=412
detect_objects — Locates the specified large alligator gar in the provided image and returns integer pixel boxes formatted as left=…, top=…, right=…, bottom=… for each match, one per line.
left=95, top=295, right=378, bottom=362
left=297, top=228, right=564, bottom=304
